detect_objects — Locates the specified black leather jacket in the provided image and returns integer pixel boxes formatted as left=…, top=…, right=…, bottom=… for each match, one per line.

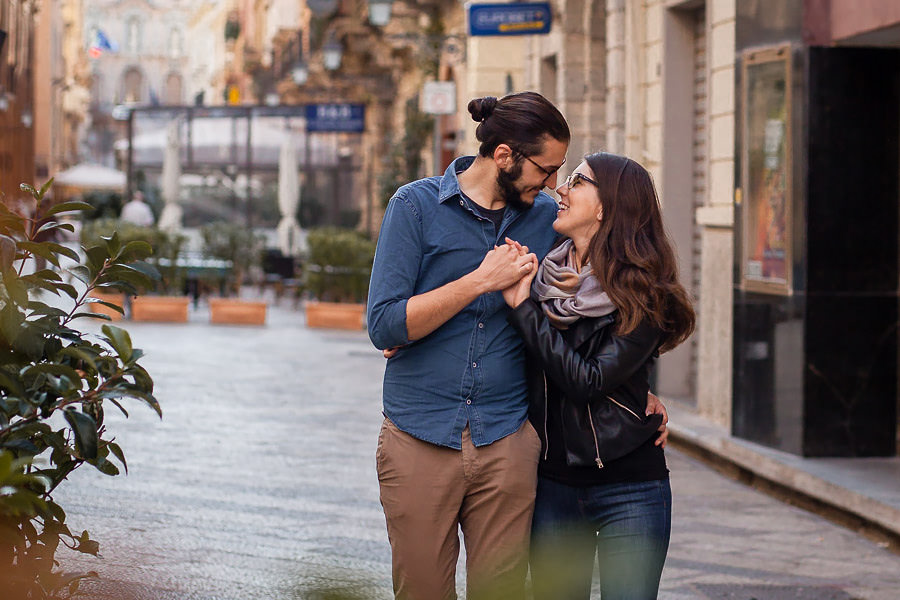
left=507, top=298, right=664, bottom=469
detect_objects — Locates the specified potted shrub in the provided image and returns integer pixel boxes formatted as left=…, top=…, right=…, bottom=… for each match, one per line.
left=200, top=221, right=267, bottom=325
left=304, top=227, right=375, bottom=330
left=81, top=219, right=190, bottom=322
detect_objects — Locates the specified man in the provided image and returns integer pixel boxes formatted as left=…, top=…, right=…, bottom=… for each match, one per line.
left=367, top=92, right=664, bottom=600
left=120, top=190, right=155, bottom=227
left=367, top=91, right=568, bottom=600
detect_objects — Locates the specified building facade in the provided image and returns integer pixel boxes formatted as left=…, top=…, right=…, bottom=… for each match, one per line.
left=34, top=0, right=92, bottom=181
left=0, top=0, right=37, bottom=201
left=82, top=0, right=193, bottom=164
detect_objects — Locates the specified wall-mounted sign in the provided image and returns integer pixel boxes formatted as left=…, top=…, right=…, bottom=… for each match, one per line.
left=740, top=45, right=793, bottom=295
left=468, top=3, right=552, bottom=37
left=422, top=81, right=456, bottom=115
left=305, top=104, right=365, bottom=133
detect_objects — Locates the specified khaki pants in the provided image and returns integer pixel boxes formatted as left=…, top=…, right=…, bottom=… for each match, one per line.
left=376, top=418, right=542, bottom=600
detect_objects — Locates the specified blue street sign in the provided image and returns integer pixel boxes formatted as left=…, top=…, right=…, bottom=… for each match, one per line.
left=305, top=103, right=365, bottom=133
left=468, top=2, right=552, bottom=37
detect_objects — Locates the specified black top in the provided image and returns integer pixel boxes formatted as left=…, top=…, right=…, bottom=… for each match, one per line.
left=538, top=414, right=669, bottom=486
left=470, top=201, right=506, bottom=236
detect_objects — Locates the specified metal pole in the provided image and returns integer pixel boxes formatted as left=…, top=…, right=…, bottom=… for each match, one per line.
left=366, top=147, right=373, bottom=238
left=126, top=109, right=134, bottom=200
left=186, top=107, right=193, bottom=168
left=432, top=114, right=441, bottom=176
left=245, top=108, right=253, bottom=228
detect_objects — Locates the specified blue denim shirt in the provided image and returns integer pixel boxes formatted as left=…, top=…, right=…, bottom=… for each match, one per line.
left=367, top=156, right=559, bottom=449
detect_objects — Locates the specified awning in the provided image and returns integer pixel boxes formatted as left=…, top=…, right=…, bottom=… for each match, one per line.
left=53, top=163, right=127, bottom=191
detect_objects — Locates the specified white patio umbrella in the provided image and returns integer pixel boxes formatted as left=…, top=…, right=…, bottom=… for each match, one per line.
left=157, top=121, right=183, bottom=231
left=53, top=163, right=126, bottom=191
left=276, top=137, right=305, bottom=256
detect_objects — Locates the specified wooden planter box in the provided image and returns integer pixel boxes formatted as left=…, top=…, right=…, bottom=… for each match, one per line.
left=131, top=296, right=190, bottom=323
left=305, top=301, right=365, bottom=330
left=209, top=298, right=267, bottom=326
left=88, top=292, right=126, bottom=321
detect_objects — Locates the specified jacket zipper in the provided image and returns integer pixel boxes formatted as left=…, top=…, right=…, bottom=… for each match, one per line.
left=606, top=395, right=642, bottom=421
left=542, top=372, right=549, bottom=460
left=586, top=397, right=643, bottom=469
left=586, top=406, right=604, bottom=469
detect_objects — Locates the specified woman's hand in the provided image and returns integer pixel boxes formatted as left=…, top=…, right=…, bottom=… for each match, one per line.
left=500, top=237, right=538, bottom=309
left=646, top=392, right=669, bottom=448
left=502, top=253, right=538, bottom=308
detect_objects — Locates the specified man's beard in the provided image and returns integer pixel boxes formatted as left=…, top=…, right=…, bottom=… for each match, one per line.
left=496, top=161, right=534, bottom=211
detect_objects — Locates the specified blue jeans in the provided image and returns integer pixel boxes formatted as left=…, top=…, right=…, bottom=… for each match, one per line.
left=530, top=477, right=671, bottom=600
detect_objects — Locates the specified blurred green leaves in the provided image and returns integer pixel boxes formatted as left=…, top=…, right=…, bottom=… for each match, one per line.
left=305, top=228, right=375, bottom=304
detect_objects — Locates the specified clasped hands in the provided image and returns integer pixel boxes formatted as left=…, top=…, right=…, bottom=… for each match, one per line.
left=477, top=237, right=538, bottom=310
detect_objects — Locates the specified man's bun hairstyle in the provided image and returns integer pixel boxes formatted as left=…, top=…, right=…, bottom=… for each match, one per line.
left=467, top=91, right=569, bottom=159
left=468, top=96, right=499, bottom=123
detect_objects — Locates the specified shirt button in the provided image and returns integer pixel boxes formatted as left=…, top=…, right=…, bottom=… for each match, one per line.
left=466, top=399, right=472, bottom=405
left=478, top=322, right=484, bottom=329
left=472, top=362, right=477, bottom=368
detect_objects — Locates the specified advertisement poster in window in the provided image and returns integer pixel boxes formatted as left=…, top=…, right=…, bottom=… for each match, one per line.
left=741, top=45, right=792, bottom=295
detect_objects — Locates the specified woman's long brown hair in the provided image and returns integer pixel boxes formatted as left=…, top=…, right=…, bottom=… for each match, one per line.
left=584, top=152, right=695, bottom=353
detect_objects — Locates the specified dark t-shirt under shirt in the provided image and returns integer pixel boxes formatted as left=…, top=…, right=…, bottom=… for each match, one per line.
left=470, top=200, right=506, bottom=237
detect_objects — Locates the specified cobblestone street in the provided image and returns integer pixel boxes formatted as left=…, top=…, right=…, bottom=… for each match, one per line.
left=54, top=305, right=900, bottom=599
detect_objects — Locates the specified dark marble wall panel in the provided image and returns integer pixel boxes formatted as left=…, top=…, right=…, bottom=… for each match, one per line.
left=733, top=43, right=900, bottom=457
left=804, top=295, right=898, bottom=456
left=733, top=293, right=806, bottom=454
left=807, top=48, right=900, bottom=295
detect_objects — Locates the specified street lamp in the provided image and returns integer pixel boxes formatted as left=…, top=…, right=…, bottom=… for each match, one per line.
left=322, top=35, right=343, bottom=71
left=291, top=60, right=309, bottom=85
left=368, top=0, right=393, bottom=27
left=290, top=30, right=309, bottom=85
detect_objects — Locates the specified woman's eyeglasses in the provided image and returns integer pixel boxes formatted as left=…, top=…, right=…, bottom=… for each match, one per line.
left=560, top=172, right=600, bottom=191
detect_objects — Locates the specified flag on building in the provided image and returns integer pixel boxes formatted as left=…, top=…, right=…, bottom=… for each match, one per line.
left=89, top=29, right=118, bottom=58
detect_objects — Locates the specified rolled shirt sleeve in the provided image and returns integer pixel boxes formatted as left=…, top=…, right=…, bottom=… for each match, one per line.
left=367, top=192, right=423, bottom=350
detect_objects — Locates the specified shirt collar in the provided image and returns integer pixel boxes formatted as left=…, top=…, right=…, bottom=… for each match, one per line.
left=438, top=156, right=475, bottom=203
left=437, top=155, right=530, bottom=220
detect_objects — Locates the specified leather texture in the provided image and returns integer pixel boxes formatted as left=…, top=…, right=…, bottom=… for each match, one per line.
left=508, top=298, right=664, bottom=468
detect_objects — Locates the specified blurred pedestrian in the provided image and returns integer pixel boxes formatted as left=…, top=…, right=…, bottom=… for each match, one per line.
left=120, top=190, right=155, bottom=227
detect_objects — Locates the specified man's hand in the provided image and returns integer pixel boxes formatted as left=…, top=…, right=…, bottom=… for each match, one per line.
left=472, top=244, right=537, bottom=294
left=383, top=347, right=401, bottom=359
left=402, top=241, right=536, bottom=343
left=646, top=391, right=669, bottom=448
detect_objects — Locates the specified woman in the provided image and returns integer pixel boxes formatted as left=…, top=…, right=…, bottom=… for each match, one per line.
left=501, top=152, right=695, bottom=599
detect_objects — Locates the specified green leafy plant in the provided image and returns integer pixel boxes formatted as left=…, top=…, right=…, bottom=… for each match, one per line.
left=81, top=218, right=187, bottom=295
left=0, top=181, right=161, bottom=599
left=305, top=227, right=375, bottom=303
left=200, top=221, right=264, bottom=296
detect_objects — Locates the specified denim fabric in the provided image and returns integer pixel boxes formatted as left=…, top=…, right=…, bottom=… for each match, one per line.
left=530, top=476, right=672, bottom=600
left=367, top=156, right=560, bottom=449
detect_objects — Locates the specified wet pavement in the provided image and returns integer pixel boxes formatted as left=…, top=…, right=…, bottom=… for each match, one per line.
left=53, top=303, right=900, bottom=599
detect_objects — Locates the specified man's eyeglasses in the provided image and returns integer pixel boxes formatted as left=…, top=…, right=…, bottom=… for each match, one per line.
left=522, top=154, right=566, bottom=185
left=560, top=172, right=600, bottom=191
